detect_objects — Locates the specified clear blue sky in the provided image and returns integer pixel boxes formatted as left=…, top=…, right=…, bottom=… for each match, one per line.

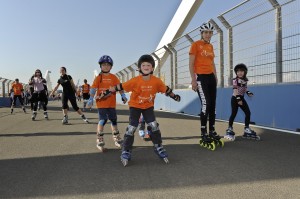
left=0, top=0, right=242, bottom=88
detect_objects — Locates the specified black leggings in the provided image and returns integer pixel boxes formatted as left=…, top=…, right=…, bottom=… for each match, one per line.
left=12, top=95, right=24, bottom=106
left=228, top=96, right=251, bottom=128
left=122, top=107, right=162, bottom=151
left=62, top=93, right=79, bottom=111
left=196, top=73, right=217, bottom=133
left=32, top=91, right=48, bottom=112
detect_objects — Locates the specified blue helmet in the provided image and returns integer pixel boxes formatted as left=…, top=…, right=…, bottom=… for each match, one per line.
left=98, top=55, right=113, bottom=66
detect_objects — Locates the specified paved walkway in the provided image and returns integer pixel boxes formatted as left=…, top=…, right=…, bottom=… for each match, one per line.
left=0, top=101, right=299, bottom=199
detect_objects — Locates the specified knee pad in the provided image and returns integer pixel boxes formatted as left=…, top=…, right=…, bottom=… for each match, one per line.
left=125, top=125, right=137, bottom=136
left=110, top=119, right=117, bottom=126
left=147, top=121, right=159, bottom=132
left=98, top=119, right=107, bottom=126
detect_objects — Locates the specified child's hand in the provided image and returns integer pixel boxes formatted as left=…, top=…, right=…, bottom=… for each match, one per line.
left=236, top=95, right=243, bottom=105
left=121, top=93, right=128, bottom=104
left=109, top=86, right=116, bottom=92
left=171, top=94, right=181, bottom=102
left=97, top=89, right=111, bottom=100
left=246, top=91, right=254, bottom=97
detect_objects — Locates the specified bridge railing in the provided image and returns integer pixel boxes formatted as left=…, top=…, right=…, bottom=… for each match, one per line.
left=116, top=0, right=300, bottom=89
left=0, top=78, right=29, bottom=98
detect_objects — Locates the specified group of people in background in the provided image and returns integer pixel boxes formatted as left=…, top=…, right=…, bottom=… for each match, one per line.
left=9, top=21, right=259, bottom=167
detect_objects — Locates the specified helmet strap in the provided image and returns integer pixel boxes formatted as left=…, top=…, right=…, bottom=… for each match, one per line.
left=139, top=69, right=153, bottom=76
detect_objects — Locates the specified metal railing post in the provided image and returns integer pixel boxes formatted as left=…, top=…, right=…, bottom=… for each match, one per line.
left=218, top=15, right=233, bottom=85
left=152, top=53, right=161, bottom=78
left=268, top=0, right=282, bottom=83
left=210, top=19, right=224, bottom=88
left=163, top=45, right=174, bottom=88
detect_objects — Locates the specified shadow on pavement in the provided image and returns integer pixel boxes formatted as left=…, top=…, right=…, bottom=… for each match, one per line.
left=1, top=130, right=300, bottom=198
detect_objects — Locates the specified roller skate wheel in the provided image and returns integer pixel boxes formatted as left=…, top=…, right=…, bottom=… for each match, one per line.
left=209, top=142, right=216, bottom=151
left=163, top=157, right=169, bottom=164
left=255, top=136, right=261, bottom=141
left=199, top=139, right=204, bottom=146
left=219, top=140, right=224, bottom=147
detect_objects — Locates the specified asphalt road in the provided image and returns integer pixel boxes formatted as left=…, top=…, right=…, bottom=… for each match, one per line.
left=0, top=101, right=299, bottom=199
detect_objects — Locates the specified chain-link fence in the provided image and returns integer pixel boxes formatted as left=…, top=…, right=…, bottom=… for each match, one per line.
left=116, top=0, right=300, bottom=89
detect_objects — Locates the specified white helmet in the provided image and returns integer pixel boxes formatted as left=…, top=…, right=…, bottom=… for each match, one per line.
left=199, top=22, right=215, bottom=33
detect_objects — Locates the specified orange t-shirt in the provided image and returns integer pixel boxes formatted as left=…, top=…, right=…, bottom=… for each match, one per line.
left=122, top=75, right=167, bottom=109
left=91, top=73, right=120, bottom=108
left=82, top=84, right=90, bottom=94
left=189, top=40, right=215, bottom=74
left=12, top=83, right=23, bottom=95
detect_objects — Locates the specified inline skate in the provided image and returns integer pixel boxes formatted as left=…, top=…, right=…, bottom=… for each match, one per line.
left=224, top=127, right=235, bottom=141
left=120, top=150, right=131, bottom=166
left=62, top=115, right=68, bottom=124
left=199, top=134, right=216, bottom=151
left=154, top=144, right=169, bottom=164
left=31, top=112, right=37, bottom=121
left=96, top=133, right=106, bottom=152
left=112, top=131, right=122, bottom=149
left=243, top=128, right=260, bottom=141
left=43, top=111, right=48, bottom=119
left=81, top=114, right=89, bottom=123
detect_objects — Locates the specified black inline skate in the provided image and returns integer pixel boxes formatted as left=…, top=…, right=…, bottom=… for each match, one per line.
left=243, top=128, right=260, bottom=141
left=209, top=130, right=224, bottom=148
left=199, top=134, right=216, bottom=151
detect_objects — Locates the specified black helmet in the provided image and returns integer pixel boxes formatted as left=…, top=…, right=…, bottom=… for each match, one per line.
left=234, top=63, right=248, bottom=76
left=84, top=79, right=87, bottom=83
left=15, top=78, right=19, bottom=82
left=138, top=54, right=155, bottom=69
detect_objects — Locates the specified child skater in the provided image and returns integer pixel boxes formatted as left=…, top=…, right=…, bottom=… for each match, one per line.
left=87, top=55, right=128, bottom=152
left=224, top=63, right=260, bottom=141
left=105, top=54, right=181, bottom=166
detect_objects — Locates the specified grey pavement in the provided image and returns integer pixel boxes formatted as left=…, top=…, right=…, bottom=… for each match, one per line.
left=0, top=101, right=299, bottom=199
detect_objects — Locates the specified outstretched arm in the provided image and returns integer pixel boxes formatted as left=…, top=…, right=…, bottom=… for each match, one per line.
left=49, top=83, right=60, bottom=97
left=165, top=86, right=181, bottom=102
